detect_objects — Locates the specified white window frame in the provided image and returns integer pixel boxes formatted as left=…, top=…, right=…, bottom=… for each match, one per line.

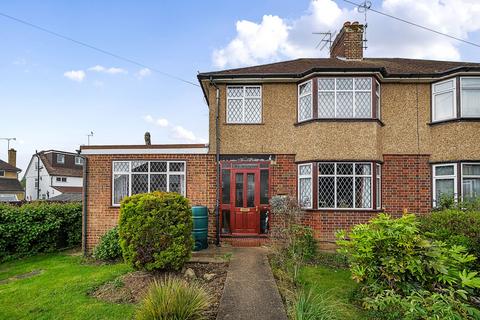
left=298, top=163, right=313, bottom=209
left=298, top=80, right=313, bottom=122
left=375, top=79, right=381, bottom=120
left=317, top=77, right=373, bottom=119
left=318, top=162, right=373, bottom=210
left=226, top=85, right=262, bottom=124
left=75, top=156, right=84, bottom=165
left=34, top=177, right=39, bottom=188
left=112, top=160, right=187, bottom=206
left=460, top=77, right=480, bottom=118
left=376, top=163, right=381, bottom=209
left=432, top=79, right=457, bottom=122
left=57, top=154, right=65, bottom=164
left=432, top=163, right=457, bottom=207
left=461, top=163, right=480, bottom=200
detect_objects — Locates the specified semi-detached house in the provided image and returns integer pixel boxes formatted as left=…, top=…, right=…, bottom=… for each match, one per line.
left=81, top=21, right=480, bottom=251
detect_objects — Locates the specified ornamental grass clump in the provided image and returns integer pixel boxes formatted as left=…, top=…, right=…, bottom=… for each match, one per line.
left=135, top=277, right=210, bottom=320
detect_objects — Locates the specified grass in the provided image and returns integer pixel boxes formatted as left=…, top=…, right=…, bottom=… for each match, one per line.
left=0, top=250, right=134, bottom=320
left=298, top=265, right=369, bottom=320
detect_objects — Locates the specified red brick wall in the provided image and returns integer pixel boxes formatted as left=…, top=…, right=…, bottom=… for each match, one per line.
left=271, top=154, right=297, bottom=197
left=84, top=153, right=216, bottom=251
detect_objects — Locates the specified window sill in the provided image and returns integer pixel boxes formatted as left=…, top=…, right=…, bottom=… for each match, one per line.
left=224, top=122, right=265, bottom=125
left=429, top=117, right=480, bottom=126
left=303, top=208, right=384, bottom=213
left=295, top=118, right=384, bottom=127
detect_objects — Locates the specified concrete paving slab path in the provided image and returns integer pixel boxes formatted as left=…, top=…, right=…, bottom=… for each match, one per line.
left=216, top=247, right=288, bottom=320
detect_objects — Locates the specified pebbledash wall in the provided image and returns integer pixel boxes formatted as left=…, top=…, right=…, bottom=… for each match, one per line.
left=84, top=152, right=432, bottom=250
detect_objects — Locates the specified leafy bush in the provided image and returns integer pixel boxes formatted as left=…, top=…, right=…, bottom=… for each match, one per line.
left=337, top=213, right=480, bottom=319
left=315, top=251, right=349, bottom=269
left=290, top=289, right=340, bottom=320
left=135, top=277, right=210, bottom=320
left=118, top=192, right=193, bottom=271
left=0, top=202, right=82, bottom=262
left=92, top=227, right=122, bottom=261
left=419, top=209, right=480, bottom=262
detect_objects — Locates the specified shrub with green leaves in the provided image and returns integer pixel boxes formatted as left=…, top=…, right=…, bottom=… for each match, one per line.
left=0, top=201, right=82, bottom=262
left=337, top=213, right=480, bottom=319
left=118, top=192, right=193, bottom=271
left=92, top=227, right=122, bottom=261
left=135, top=277, right=210, bottom=320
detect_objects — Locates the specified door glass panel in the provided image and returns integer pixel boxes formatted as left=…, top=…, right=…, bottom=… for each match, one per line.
left=222, top=169, right=231, bottom=204
left=235, top=173, right=244, bottom=207
left=247, top=173, right=255, bottom=207
left=260, top=170, right=269, bottom=204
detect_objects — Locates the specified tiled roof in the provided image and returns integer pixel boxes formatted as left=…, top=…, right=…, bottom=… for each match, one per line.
left=0, top=160, right=21, bottom=172
left=48, top=193, right=82, bottom=202
left=198, top=58, right=480, bottom=79
left=0, top=178, right=24, bottom=192
left=39, top=153, right=83, bottom=178
left=52, top=186, right=82, bottom=194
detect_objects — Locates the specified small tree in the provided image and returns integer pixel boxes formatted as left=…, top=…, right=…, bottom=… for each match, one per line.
left=118, top=192, right=193, bottom=271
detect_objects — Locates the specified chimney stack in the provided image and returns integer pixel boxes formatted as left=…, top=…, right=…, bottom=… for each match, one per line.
left=8, top=148, right=17, bottom=168
left=330, top=21, right=365, bottom=60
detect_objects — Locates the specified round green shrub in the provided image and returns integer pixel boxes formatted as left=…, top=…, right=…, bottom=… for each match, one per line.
left=118, top=192, right=193, bottom=271
left=92, top=227, right=122, bottom=261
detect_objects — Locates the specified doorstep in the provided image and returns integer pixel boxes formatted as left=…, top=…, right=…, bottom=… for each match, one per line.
left=221, top=235, right=270, bottom=247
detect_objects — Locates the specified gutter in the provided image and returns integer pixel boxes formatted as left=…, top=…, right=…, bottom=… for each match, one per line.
left=210, top=77, right=221, bottom=247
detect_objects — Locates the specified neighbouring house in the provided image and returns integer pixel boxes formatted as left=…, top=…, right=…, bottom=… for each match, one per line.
left=24, top=150, right=83, bottom=201
left=0, top=149, right=25, bottom=202
left=81, top=21, right=480, bottom=251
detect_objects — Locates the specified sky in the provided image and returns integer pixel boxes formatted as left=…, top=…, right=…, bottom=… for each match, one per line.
left=1, top=0, right=480, bottom=174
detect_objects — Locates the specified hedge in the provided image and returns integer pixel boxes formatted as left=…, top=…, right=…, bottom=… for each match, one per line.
left=0, top=201, right=82, bottom=262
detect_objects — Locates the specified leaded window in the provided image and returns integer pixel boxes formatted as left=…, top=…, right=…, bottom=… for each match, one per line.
left=298, top=163, right=312, bottom=208
left=318, top=162, right=372, bottom=209
left=112, top=160, right=186, bottom=205
left=226, top=86, right=262, bottom=123
left=376, top=163, right=381, bottom=209
left=432, top=163, right=457, bottom=206
left=432, top=79, right=456, bottom=122
left=298, top=80, right=313, bottom=122
left=318, top=78, right=372, bottom=119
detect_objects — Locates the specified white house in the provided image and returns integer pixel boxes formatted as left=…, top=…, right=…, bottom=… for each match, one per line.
left=24, top=150, right=83, bottom=201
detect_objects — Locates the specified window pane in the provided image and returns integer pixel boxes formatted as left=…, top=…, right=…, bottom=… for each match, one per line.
left=318, top=78, right=335, bottom=90
left=463, top=164, right=480, bottom=176
left=336, top=78, right=353, bottom=90
left=132, top=174, right=148, bottom=194
left=319, top=163, right=335, bottom=175
left=151, top=161, right=167, bottom=172
left=299, top=81, right=312, bottom=95
left=260, top=170, right=269, bottom=205
left=299, top=177, right=312, bottom=208
left=299, top=94, right=312, bottom=121
left=355, top=92, right=371, bottom=118
left=244, top=98, right=261, bottom=123
left=461, top=89, right=480, bottom=117
left=355, top=177, right=372, bottom=208
left=435, top=165, right=454, bottom=176
left=221, top=210, right=231, bottom=234
left=318, top=92, right=335, bottom=118
left=169, top=174, right=184, bottom=195
left=247, top=173, right=255, bottom=207
left=132, top=161, right=148, bottom=172
left=299, top=164, right=312, bottom=175
left=222, top=169, right=231, bottom=204
left=336, top=92, right=354, bottom=118
left=227, top=98, right=243, bottom=123
left=235, top=173, right=244, bottom=207
left=150, top=174, right=167, bottom=192
left=337, top=177, right=354, bottom=208
left=462, top=78, right=480, bottom=88
left=355, top=78, right=371, bottom=90
left=434, top=80, right=454, bottom=92
left=434, top=91, right=454, bottom=120
left=376, top=176, right=381, bottom=209
left=227, top=86, right=243, bottom=98
left=113, top=174, right=129, bottom=204
left=355, top=164, right=372, bottom=175
left=337, top=163, right=353, bottom=175
left=463, top=178, right=480, bottom=199
left=245, top=86, right=261, bottom=97
left=318, top=176, right=335, bottom=208
left=169, top=162, right=185, bottom=172
left=435, top=179, right=454, bottom=201
left=113, top=162, right=129, bottom=172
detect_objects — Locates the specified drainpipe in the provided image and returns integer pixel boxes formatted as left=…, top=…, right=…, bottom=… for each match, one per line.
left=36, top=150, right=40, bottom=200
left=210, top=78, right=221, bottom=246
left=77, top=150, right=88, bottom=256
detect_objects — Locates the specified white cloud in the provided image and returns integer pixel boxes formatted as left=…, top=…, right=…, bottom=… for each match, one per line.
left=213, top=0, right=480, bottom=68
left=143, top=115, right=205, bottom=143
left=88, top=65, right=128, bottom=74
left=136, top=68, right=152, bottom=79
left=64, top=70, right=86, bottom=82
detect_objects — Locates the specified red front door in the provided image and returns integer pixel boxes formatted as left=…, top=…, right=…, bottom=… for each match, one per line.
left=232, top=170, right=260, bottom=234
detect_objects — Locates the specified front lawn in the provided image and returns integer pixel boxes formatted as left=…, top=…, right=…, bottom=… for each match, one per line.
left=299, top=265, right=368, bottom=320
left=0, top=251, right=134, bottom=320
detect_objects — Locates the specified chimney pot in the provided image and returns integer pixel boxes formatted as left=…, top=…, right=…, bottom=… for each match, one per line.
left=330, top=21, right=365, bottom=60
left=8, top=148, right=17, bottom=168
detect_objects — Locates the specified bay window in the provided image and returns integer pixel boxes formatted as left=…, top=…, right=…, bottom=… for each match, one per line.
left=298, top=163, right=313, bottom=208
left=461, top=78, right=480, bottom=117
left=432, top=163, right=457, bottom=206
left=298, top=80, right=313, bottom=122
left=226, top=86, right=262, bottom=124
left=462, top=163, right=480, bottom=200
left=112, top=160, right=186, bottom=205
left=432, top=79, right=456, bottom=122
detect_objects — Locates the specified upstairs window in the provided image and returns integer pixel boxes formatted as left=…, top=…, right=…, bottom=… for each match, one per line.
left=461, top=78, right=480, bottom=117
left=56, top=154, right=65, bottom=164
left=318, top=78, right=372, bottom=119
left=298, top=80, right=313, bottom=122
left=0, top=170, right=4, bottom=177
left=56, top=177, right=67, bottom=182
left=75, top=156, right=84, bottom=165
left=432, top=79, right=456, bottom=122
left=226, top=86, right=262, bottom=124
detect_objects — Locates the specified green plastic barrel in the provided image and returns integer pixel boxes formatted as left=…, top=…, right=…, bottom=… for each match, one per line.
left=192, top=206, right=208, bottom=251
